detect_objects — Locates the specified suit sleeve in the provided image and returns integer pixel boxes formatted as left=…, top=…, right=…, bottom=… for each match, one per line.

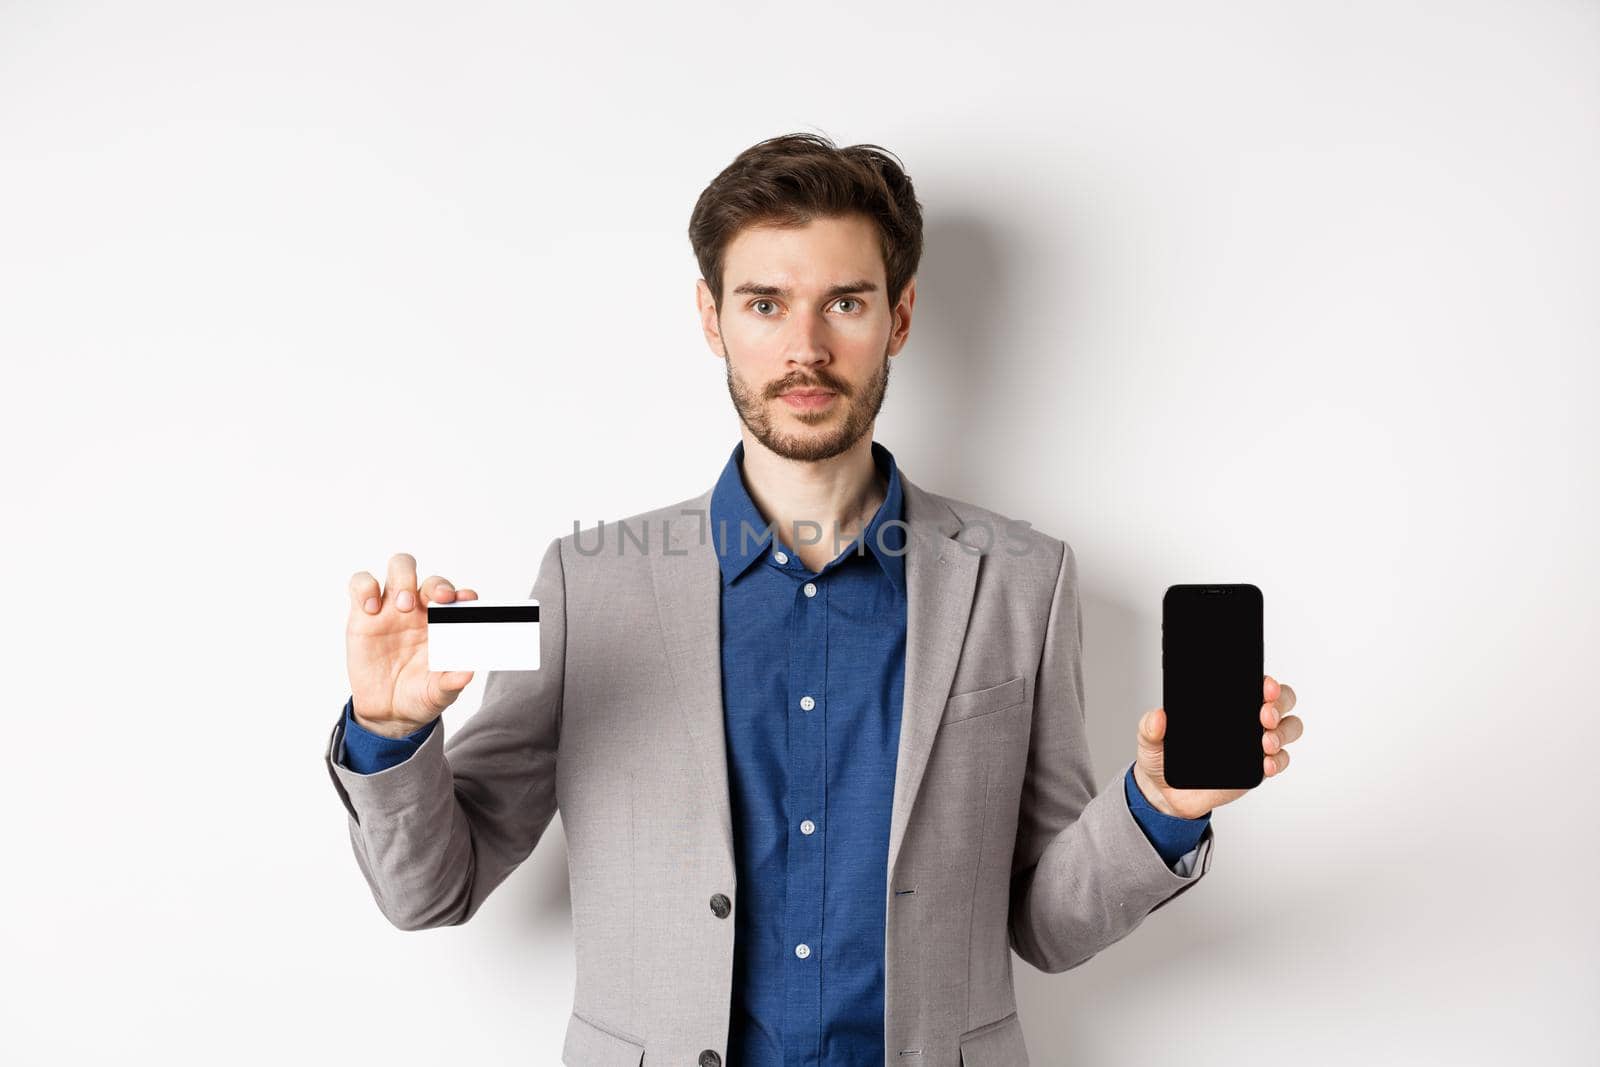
left=1007, top=538, right=1214, bottom=973
left=335, top=696, right=437, bottom=774
left=1123, top=764, right=1210, bottom=867
left=322, top=535, right=567, bottom=931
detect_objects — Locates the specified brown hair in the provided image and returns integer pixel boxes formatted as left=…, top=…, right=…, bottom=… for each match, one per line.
left=688, top=131, right=924, bottom=315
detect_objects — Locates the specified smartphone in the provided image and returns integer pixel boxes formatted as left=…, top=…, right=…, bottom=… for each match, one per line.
left=1162, top=584, right=1264, bottom=789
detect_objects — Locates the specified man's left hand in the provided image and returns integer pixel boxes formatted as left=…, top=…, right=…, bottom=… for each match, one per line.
left=1132, top=675, right=1301, bottom=820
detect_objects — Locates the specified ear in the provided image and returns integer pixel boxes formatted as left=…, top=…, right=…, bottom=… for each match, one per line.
left=696, top=278, right=726, bottom=358
left=888, top=275, right=916, bottom=356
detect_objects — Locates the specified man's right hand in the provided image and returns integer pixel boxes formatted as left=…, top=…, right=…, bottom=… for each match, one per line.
left=346, top=552, right=479, bottom=738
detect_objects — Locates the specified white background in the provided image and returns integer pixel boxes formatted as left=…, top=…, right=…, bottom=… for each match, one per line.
left=2, top=1, right=1595, bottom=1063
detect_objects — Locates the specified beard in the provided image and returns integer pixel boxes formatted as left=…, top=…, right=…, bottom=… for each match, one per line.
left=723, top=339, right=894, bottom=463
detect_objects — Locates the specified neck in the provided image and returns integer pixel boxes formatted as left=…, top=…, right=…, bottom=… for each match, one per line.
left=737, top=429, right=887, bottom=559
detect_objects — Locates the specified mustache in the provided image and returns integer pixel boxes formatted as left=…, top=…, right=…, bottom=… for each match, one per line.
left=768, top=373, right=848, bottom=398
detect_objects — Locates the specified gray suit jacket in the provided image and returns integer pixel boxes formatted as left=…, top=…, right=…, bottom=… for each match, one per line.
left=324, top=464, right=1214, bottom=1066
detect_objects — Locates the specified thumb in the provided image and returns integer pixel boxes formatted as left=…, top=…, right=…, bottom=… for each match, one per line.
left=434, top=669, right=475, bottom=700
left=1137, top=707, right=1166, bottom=759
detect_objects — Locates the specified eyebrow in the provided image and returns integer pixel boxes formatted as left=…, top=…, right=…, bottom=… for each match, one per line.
left=731, top=279, right=879, bottom=300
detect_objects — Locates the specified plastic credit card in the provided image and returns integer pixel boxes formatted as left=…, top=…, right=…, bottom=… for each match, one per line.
left=426, top=600, right=540, bottom=671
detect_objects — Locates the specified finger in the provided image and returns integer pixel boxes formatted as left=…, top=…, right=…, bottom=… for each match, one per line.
left=1264, top=747, right=1290, bottom=777
left=420, top=575, right=456, bottom=604
left=1263, top=674, right=1280, bottom=704
left=456, top=588, right=478, bottom=601
left=384, top=553, right=420, bottom=612
left=349, top=571, right=381, bottom=615
left=1262, top=715, right=1305, bottom=755
left=1261, top=688, right=1299, bottom=727
left=1277, top=714, right=1304, bottom=747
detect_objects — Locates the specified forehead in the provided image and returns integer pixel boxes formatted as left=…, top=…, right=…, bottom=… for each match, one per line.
left=722, top=214, right=885, bottom=290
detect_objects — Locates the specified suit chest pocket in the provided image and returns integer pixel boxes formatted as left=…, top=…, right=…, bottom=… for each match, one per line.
left=939, top=675, right=1026, bottom=727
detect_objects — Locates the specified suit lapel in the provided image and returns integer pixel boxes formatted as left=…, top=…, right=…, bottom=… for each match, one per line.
left=651, top=489, right=736, bottom=864
left=648, top=468, right=979, bottom=882
left=888, top=473, right=978, bottom=879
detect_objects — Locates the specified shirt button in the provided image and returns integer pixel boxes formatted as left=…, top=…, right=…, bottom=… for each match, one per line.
left=709, top=893, right=731, bottom=918
left=799, top=695, right=815, bottom=711
left=795, top=943, right=811, bottom=959
left=774, top=551, right=788, bottom=564
left=698, top=1051, right=722, bottom=1067
left=803, top=582, right=817, bottom=598
left=800, top=819, right=815, bottom=835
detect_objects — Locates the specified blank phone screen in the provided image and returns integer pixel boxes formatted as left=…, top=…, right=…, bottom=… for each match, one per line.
left=1162, top=584, right=1264, bottom=789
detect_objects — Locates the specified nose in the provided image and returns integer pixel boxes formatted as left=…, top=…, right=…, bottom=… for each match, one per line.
left=785, top=308, right=832, bottom=370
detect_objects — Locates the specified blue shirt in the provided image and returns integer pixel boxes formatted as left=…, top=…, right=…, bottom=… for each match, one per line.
left=710, top=438, right=908, bottom=1065
left=337, top=440, right=1208, bottom=1063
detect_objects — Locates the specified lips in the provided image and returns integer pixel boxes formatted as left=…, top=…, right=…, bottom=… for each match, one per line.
left=779, top=388, right=838, bottom=411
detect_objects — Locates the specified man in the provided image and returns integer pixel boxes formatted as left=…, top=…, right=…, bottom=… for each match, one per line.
left=326, top=132, right=1304, bottom=1066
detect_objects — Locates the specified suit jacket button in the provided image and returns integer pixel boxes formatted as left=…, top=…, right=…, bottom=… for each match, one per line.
left=709, top=893, right=731, bottom=919
left=698, top=1050, right=722, bottom=1067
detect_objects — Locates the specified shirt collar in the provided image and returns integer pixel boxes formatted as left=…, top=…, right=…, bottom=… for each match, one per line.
left=708, top=438, right=906, bottom=594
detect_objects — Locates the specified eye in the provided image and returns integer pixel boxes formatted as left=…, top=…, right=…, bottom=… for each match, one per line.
left=751, top=299, right=778, bottom=316
left=834, top=298, right=862, bottom=314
